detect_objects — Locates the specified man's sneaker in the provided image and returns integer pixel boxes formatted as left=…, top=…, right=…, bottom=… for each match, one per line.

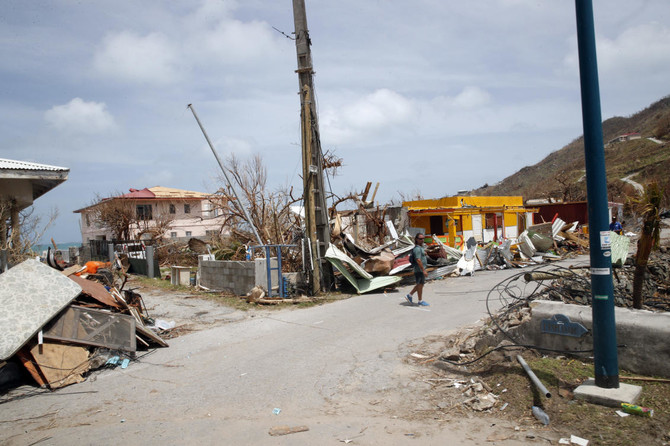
left=405, top=294, right=413, bottom=304
left=418, top=300, right=430, bottom=306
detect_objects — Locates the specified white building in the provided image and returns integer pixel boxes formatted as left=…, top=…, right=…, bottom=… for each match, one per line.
left=74, top=186, right=227, bottom=243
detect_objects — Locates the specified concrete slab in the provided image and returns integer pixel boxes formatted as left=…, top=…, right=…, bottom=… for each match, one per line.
left=574, top=378, right=642, bottom=407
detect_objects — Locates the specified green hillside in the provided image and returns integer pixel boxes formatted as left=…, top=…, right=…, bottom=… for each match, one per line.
left=472, top=95, right=670, bottom=205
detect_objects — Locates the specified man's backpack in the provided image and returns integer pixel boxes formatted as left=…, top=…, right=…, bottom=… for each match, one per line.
left=409, top=249, right=417, bottom=266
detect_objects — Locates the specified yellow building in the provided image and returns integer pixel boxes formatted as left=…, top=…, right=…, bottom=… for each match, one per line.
left=403, top=196, right=536, bottom=247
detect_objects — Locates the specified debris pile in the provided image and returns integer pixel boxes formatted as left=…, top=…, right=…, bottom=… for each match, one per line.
left=324, top=217, right=590, bottom=294
left=534, top=250, right=670, bottom=312
left=0, top=258, right=167, bottom=392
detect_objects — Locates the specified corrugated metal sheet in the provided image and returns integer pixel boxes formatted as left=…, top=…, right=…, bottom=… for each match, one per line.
left=0, top=158, right=69, bottom=172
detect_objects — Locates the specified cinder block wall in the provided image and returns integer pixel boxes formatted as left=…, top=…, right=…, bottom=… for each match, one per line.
left=199, top=260, right=255, bottom=295
left=199, top=258, right=282, bottom=295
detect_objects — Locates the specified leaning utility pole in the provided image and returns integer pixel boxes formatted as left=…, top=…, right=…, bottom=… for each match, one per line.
left=292, top=0, right=333, bottom=294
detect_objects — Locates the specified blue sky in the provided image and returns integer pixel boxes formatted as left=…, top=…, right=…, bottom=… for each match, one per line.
left=2, top=0, right=669, bottom=243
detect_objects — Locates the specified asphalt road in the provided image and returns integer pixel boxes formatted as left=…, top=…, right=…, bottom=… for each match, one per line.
left=1, top=256, right=590, bottom=445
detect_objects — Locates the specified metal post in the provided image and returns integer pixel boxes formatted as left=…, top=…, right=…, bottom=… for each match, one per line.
left=146, top=245, right=155, bottom=279
left=187, top=104, right=264, bottom=247
left=574, top=0, right=619, bottom=388
left=0, top=249, right=7, bottom=273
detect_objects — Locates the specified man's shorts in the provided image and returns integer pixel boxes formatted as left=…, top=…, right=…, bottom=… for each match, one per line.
left=414, top=271, right=425, bottom=285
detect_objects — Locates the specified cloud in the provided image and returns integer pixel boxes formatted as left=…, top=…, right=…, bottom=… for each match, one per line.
left=44, top=98, right=117, bottom=134
left=598, top=22, right=670, bottom=73
left=563, top=22, right=670, bottom=78
left=216, top=137, right=254, bottom=157
left=322, top=89, right=415, bottom=144
left=93, top=31, right=181, bottom=84
left=452, top=86, right=492, bottom=109
left=192, top=19, right=283, bottom=66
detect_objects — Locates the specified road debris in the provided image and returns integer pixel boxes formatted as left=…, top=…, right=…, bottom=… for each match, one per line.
left=268, top=425, right=309, bottom=436
left=0, top=257, right=168, bottom=392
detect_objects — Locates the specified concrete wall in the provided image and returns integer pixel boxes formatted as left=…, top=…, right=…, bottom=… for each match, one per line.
left=199, top=259, right=255, bottom=295
left=255, top=258, right=279, bottom=293
left=518, top=301, right=670, bottom=378
left=199, top=257, right=281, bottom=296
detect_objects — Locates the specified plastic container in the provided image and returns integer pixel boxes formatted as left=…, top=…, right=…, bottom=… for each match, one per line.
left=621, top=403, right=654, bottom=417
left=532, top=406, right=550, bottom=425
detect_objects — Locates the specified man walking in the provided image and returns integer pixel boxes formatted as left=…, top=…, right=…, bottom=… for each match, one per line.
left=609, top=215, right=623, bottom=235
left=406, top=233, right=430, bottom=306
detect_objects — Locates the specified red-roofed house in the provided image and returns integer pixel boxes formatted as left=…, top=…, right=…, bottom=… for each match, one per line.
left=74, top=186, right=227, bottom=243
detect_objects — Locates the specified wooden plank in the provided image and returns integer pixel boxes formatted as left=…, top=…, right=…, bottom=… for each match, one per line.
left=268, top=426, right=309, bottom=436
left=29, top=343, right=89, bottom=389
left=16, top=349, right=48, bottom=387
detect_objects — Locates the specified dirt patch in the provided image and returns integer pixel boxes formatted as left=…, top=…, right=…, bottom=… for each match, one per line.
left=397, top=320, right=670, bottom=446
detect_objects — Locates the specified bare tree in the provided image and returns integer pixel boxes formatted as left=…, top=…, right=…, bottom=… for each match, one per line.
left=1, top=200, right=58, bottom=265
left=136, top=211, right=175, bottom=241
left=211, top=153, right=302, bottom=248
left=89, top=193, right=136, bottom=240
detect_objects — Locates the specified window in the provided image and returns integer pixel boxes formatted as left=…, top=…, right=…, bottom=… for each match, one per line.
left=185, top=231, right=192, bottom=237
left=85, top=214, right=90, bottom=227
left=205, top=230, right=218, bottom=237
left=184, top=204, right=191, bottom=214
left=169, top=204, right=176, bottom=214
left=136, top=204, right=152, bottom=221
left=485, top=213, right=503, bottom=229
left=202, top=201, right=211, bottom=218
left=171, top=232, right=178, bottom=238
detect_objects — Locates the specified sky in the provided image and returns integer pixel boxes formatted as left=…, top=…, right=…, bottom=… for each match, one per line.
left=2, top=0, right=669, bottom=243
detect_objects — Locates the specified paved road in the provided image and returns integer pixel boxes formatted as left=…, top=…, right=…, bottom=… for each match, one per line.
left=1, top=256, right=589, bottom=445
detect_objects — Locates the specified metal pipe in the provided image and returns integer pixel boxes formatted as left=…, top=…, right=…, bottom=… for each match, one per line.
left=187, top=104, right=263, bottom=247
left=517, top=355, right=551, bottom=398
left=523, top=270, right=574, bottom=282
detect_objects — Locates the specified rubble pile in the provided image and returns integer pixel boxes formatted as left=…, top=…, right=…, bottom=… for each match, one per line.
left=537, top=250, right=670, bottom=311
left=326, top=218, right=590, bottom=294
left=0, top=258, right=168, bottom=393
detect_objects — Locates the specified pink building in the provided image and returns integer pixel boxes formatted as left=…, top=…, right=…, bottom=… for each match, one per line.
left=74, top=186, right=227, bottom=243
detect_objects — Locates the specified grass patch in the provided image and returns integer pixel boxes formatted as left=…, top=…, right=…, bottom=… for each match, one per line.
left=476, top=353, right=670, bottom=445
left=126, top=275, right=352, bottom=312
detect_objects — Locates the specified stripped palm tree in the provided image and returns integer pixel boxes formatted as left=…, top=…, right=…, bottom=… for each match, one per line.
left=632, top=182, right=662, bottom=309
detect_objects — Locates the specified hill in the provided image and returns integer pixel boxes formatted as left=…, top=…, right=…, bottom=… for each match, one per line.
left=471, top=95, right=670, bottom=205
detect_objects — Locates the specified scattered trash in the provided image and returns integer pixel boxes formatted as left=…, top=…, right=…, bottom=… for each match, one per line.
left=500, top=402, right=509, bottom=411
left=153, top=320, right=176, bottom=331
left=620, top=403, right=654, bottom=417
left=615, top=410, right=630, bottom=417
left=570, top=434, right=589, bottom=446
left=531, top=406, right=550, bottom=426
left=464, top=392, right=498, bottom=411
left=0, top=255, right=168, bottom=392
left=273, top=408, right=281, bottom=415
left=268, top=425, right=308, bottom=436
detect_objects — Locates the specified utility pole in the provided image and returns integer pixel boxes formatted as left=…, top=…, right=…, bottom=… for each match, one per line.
left=187, top=104, right=264, bottom=247
left=574, top=0, right=619, bottom=388
left=292, top=0, right=333, bottom=294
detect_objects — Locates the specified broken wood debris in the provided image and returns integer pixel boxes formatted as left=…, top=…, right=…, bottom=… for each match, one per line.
left=0, top=257, right=169, bottom=392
